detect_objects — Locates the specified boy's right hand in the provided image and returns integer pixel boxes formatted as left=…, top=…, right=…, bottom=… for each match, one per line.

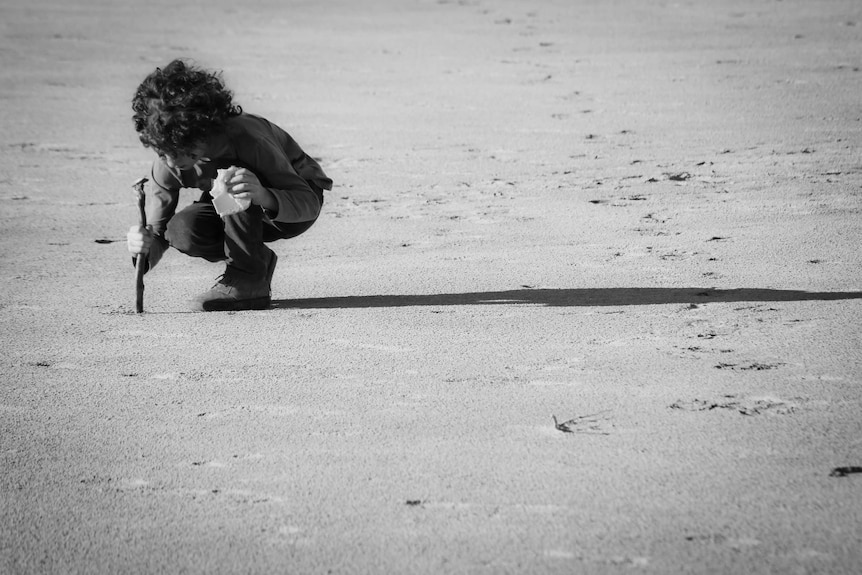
left=127, top=225, right=153, bottom=255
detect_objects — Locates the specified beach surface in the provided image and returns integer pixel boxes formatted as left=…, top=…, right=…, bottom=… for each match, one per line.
left=1, top=0, right=861, bottom=573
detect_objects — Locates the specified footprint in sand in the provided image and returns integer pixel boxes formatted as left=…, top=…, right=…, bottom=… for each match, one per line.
left=714, top=361, right=783, bottom=371
left=670, top=394, right=799, bottom=415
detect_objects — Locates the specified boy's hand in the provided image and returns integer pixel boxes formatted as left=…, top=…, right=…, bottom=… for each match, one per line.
left=127, top=225, right=153, bottom=255
left=229, top=168, right=277, bottom=212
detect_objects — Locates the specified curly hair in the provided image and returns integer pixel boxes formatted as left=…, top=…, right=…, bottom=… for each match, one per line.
left=132, top=59, right=241, bottom=156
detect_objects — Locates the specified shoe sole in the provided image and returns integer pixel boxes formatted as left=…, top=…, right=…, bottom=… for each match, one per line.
left=199, top=295, right=272, bottom=312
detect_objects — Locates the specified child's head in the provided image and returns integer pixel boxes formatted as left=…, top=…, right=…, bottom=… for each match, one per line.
left=132, top=59, right=241, bottom=160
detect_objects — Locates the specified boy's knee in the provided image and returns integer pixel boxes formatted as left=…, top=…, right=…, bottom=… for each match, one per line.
left=166, top=203, right=222, bottom=258
left=165, top=209, right=196, bottom=253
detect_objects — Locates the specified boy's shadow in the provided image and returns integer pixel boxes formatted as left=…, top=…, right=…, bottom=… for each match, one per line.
left=271, top=287, right=862, bottom=309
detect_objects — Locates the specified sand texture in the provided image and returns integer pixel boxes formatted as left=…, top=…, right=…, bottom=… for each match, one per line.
left=1, top=0, right=861, bottom=573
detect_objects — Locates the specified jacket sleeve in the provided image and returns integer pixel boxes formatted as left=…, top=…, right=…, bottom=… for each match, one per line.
left=136, top=160, right=181, bottom=271
left=234, top=132, right=323, bottom=224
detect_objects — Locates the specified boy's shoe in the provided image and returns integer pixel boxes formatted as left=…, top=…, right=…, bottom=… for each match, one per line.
left=191, top=250, right=278, bottom=312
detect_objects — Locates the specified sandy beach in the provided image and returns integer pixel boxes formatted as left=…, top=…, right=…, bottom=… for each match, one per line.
left=1, top=0, right=861, bottom=573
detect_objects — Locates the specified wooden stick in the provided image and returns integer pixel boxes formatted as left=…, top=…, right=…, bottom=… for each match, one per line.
left=132, top=178, right=148, bottom=313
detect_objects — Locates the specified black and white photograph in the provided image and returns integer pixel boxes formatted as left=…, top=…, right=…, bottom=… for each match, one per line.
left=2, top=0, right=861, bottom=572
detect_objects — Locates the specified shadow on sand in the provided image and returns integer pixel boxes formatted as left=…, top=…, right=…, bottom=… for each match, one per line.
left=272, top=288, right=862, bottom=310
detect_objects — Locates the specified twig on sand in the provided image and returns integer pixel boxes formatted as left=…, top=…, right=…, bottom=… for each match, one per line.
left=829, top=466, right=862, bottom=477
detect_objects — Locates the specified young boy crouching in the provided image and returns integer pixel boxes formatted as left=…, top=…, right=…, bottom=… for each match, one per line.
left=127, top=59, right=331, bottom=311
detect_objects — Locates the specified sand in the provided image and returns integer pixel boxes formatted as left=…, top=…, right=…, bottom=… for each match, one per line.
left=1, top=0, right=861, bottom=573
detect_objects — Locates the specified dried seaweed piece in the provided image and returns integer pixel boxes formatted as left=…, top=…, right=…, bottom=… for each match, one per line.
left=552, top=411, right=612, bottom=435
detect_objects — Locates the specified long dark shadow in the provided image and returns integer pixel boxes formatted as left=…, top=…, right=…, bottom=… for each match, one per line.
left=272, top=288, right=862, bottom=310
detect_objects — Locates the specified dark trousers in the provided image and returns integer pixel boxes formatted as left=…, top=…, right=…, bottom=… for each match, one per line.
left=166, top=191, right=320, bottom=279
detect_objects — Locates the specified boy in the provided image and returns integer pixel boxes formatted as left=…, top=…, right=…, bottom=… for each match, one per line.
left=126, top=59, right=332, bottom=311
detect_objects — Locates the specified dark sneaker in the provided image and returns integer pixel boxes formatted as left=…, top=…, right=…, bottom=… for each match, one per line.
left=191, top=250, right=278, bottom=312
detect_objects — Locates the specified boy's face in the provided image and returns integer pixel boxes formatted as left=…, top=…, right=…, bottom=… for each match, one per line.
left=158, top=143, right=208, bottom=171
